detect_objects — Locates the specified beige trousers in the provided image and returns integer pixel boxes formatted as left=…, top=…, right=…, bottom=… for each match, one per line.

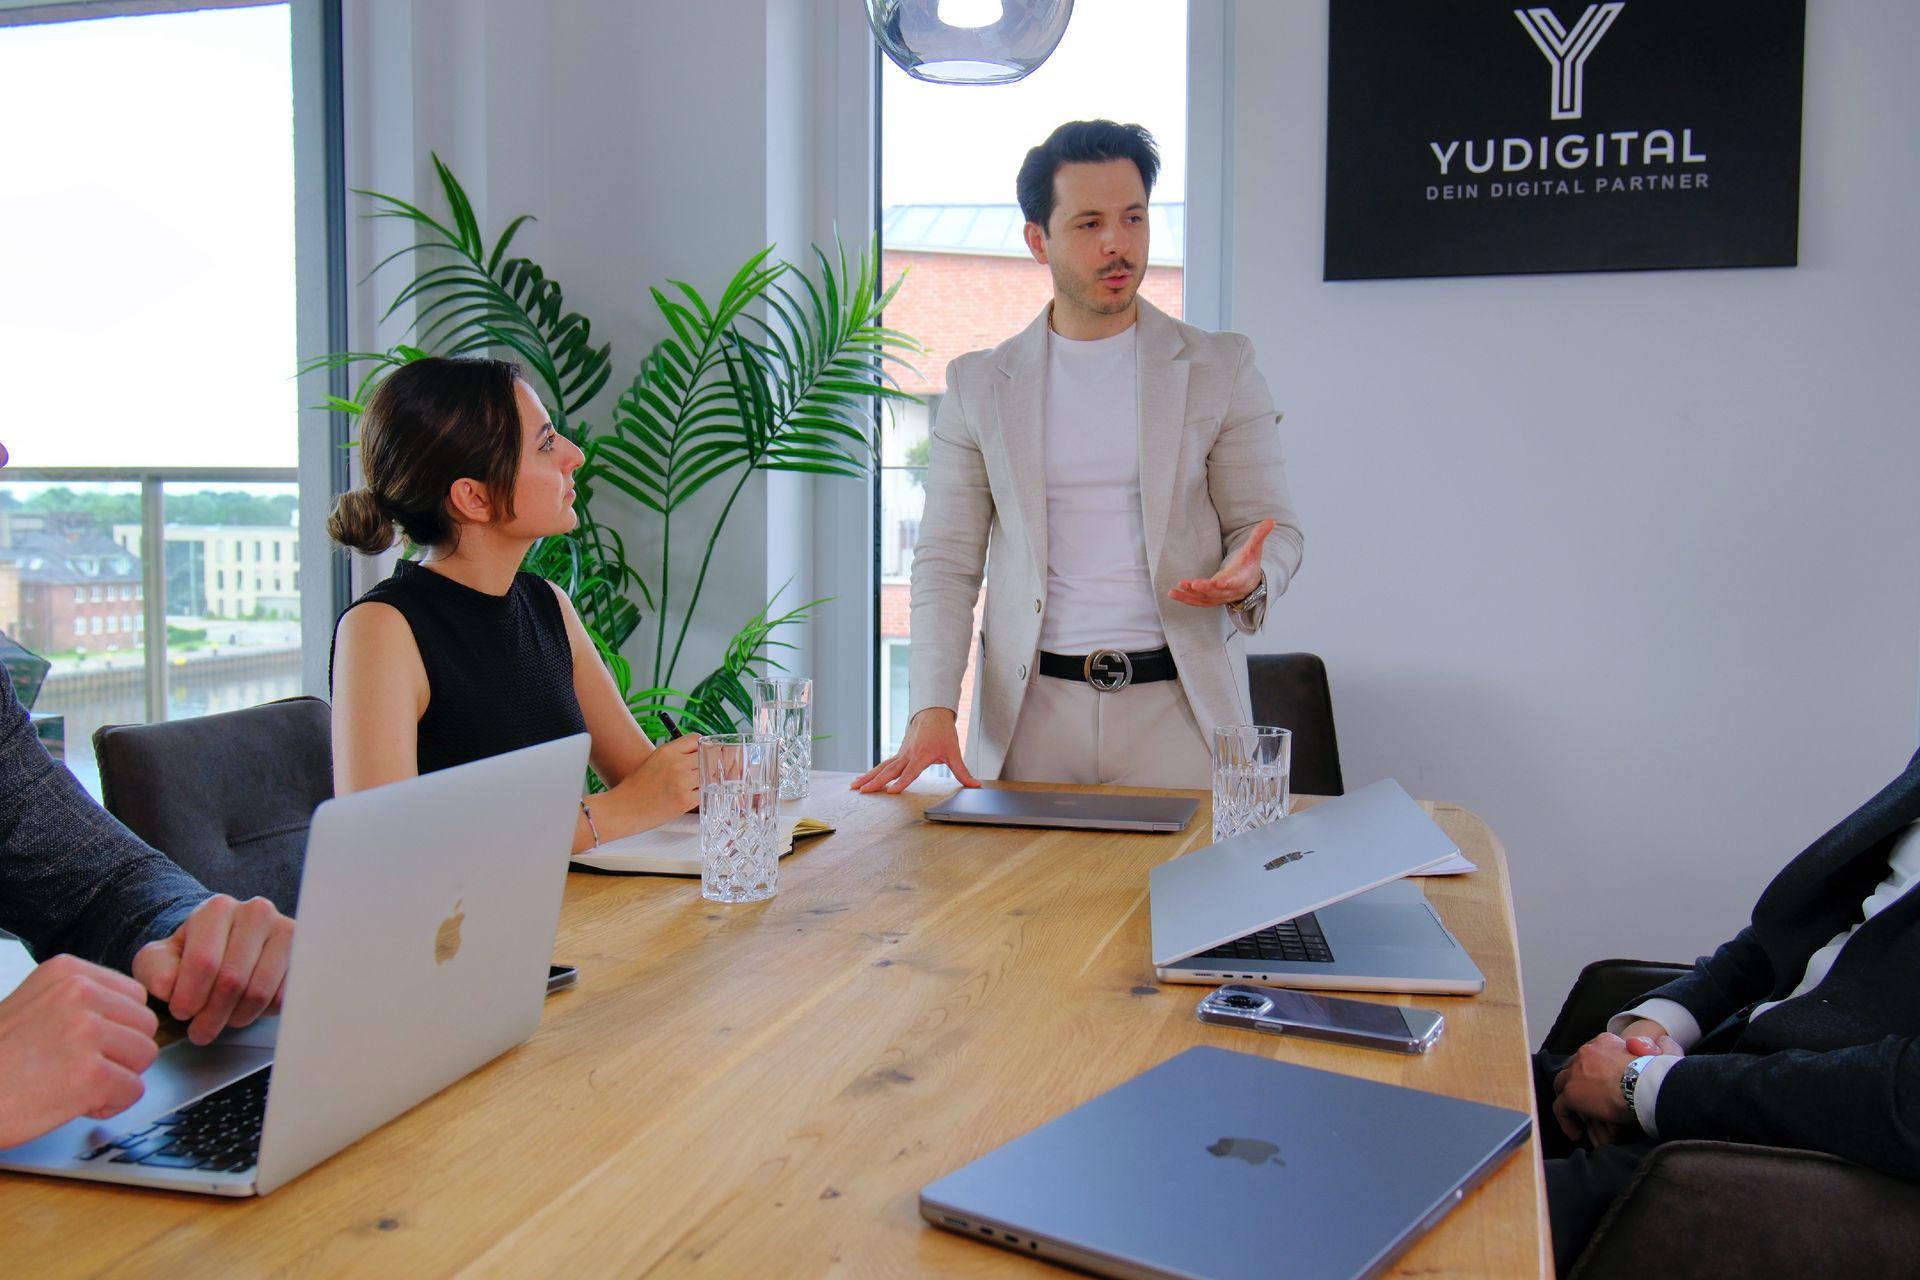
left=999, top=675, right=1213, bottom=789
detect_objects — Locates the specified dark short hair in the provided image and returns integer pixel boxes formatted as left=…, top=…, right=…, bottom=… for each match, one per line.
left=1016, top=119, right=1160, bottom=231
left=326, top=356, right=525, bottom=554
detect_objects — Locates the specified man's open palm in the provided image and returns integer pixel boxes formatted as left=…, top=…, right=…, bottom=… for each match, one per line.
left=1168, top=517, right=1274, bottom=608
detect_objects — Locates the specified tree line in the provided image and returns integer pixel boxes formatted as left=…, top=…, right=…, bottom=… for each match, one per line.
left=0, top=488, right=297, bottom=534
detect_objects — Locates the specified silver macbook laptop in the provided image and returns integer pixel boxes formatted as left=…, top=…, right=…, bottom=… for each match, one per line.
left=925, top=787, right=1198, bottom=833
left=922, top=1045, right=1531, bottom=1280
left=1151, top=780, right=1485, bottom=994
left=0, top=733, right=590, bottom=1196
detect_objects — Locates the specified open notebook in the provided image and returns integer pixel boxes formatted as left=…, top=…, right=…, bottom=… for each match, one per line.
left=570, top=812, right=834, bottom=876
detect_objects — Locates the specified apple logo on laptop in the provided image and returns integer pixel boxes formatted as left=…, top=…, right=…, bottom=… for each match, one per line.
left=1207, top=1137, right=1285, bottom=1167
left=1262, top=850, right=1311, bottom=871
left=435, top=900, right=464, bottom=964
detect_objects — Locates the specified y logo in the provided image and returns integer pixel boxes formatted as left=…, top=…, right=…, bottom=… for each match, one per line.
left=1515, top=4, right=1624, bottom=120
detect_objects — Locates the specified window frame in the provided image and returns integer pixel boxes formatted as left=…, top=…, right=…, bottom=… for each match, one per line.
left=866, top=1, right=1221, bottom=759
left=0, top=0, right=349, bottom=723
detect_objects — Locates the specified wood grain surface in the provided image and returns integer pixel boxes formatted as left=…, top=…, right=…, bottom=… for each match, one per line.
left=3, top=776, right=1548, bottom=1278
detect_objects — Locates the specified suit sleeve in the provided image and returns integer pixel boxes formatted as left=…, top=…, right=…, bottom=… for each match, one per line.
left=907, top=362, right=995, bottom=718
left=1208, top=335, right=1303, bottom=635
left=0, top=669, right=207, bottom=973
left=1628, top=924, right=1780, bottom=1038
left=1653, top=1037, right=1920, bottom=1180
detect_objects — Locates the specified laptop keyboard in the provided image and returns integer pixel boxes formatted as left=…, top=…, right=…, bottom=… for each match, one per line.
left=81, top=1067, right=270, bottom=1174
left=1196, top=913, right=1336, bottom=964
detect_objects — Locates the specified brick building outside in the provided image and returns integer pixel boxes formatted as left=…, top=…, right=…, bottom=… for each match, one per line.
left=2, top=532, right=145, bottom=655
left=875, top=203, right=1184, bottom=756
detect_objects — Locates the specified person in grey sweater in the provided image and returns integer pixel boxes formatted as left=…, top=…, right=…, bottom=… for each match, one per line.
left=0, top=605, right=293, bottom=1148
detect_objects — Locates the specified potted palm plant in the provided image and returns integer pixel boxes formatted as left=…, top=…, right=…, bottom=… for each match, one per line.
left=312, top=155, right=920, bottom=736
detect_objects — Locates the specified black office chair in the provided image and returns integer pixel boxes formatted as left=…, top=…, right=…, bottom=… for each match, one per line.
left=1245, top=653, right=1344, bottom=796
left=1544, top=959, right=1920, bottom=1277
left=92, top=696, right=332, bottom=915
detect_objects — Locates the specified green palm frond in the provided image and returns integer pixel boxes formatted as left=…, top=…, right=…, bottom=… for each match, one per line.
left=296, top=344, right=432, bottom=414
left=739, top=240, right=922, bottom=479
left=583, top=250, right=787, bottom=516
left=623, top=238, right=922, bottom=687
left=524, top=521, right=649, bottom=654
left=682, top=592, right=823, bottom=733
left=359, top=152, right=612, bottom=430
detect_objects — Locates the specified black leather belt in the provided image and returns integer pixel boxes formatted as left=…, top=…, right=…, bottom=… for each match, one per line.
left=1037, top=646, right=1177, bottom=692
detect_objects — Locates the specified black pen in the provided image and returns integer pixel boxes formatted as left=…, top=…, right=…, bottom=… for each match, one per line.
left=657, top=711, right=681, bottom=739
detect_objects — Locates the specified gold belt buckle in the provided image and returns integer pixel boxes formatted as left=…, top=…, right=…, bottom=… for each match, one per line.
left=1084, top=649, right=1133, bottom=692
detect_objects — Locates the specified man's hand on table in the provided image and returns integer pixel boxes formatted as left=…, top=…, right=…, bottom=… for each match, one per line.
left=133, top=894, right=294, bottom=1046
left=852, top=707, right=980, bottom=794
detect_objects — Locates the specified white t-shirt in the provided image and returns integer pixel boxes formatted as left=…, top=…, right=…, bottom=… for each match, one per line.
left=1037, top=324, right=1166, bottom=654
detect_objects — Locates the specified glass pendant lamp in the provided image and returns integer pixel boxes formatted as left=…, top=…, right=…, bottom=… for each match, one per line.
left=867, top=0, right=1074, bottom=85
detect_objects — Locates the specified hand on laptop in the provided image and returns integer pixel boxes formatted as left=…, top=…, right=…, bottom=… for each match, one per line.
left=0, top=954, right=160, bottom=1147
left=133, top=894, right=294, bottom=1047
left=853, top=707, right=981, bottom=794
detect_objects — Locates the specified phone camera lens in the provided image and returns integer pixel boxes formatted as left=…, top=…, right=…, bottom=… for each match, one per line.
left=1218, top=991, right=1269, bottom=1012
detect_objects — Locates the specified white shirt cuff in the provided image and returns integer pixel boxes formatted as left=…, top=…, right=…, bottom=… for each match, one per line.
left=1629, top=1054, right=1682, bottom=1139
left=1608, top=998, right=1703, bottom=1050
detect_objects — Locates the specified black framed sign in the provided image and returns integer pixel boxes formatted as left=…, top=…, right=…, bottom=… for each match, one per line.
left=1324, top=1, right=1806, bottom=281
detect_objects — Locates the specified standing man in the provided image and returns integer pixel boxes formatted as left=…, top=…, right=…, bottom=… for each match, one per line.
left=855, top=120, right=1302, bottom=794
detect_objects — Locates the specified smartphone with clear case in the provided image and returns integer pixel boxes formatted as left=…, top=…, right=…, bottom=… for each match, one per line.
left=1196, top=984, right=1444, bottom=1054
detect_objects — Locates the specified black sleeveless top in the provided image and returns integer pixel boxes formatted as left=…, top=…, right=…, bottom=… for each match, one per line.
left=333, top=560, right=587, bottom=776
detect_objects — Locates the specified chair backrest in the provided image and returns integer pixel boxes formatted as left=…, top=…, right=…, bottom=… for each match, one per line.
left=1245, top=653, right=1345, bottom=797
left=92, top=696, right=332, bottom=914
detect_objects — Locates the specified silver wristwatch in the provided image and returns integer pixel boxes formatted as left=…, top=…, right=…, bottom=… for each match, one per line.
left=1620, top=1054, right=1656, bottom=1118
left=1229, top=576, right=1268, bottom=615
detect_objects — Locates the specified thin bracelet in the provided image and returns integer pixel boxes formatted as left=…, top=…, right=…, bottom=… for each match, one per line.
left=579, top=797, right=601, bottom=848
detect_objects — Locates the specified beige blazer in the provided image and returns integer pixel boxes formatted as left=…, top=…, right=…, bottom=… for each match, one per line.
left=907, top=297, right=1305, bottom=779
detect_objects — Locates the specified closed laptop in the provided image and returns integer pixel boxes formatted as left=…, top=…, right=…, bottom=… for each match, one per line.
left=921, top=1045, right=1531, bottom=1279
left=926, top=787, right=1198, bottom=833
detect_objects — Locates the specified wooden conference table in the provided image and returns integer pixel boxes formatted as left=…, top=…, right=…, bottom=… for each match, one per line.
left=7, top=776, right=1548, bottom=1277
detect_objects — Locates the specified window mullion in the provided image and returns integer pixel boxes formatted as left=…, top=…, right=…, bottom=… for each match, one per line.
left=140, top=475, right=166, bottom=722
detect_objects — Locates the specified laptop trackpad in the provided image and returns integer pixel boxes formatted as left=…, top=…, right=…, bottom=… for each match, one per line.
left=1318, top=901, right=1452, bottom=949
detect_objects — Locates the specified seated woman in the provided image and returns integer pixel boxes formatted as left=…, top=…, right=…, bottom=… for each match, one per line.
left=328, top=356, right=697, bottom=851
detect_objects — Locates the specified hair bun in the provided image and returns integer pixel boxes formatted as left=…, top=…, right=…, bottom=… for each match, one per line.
left=326, top=487, right=396, bottom=554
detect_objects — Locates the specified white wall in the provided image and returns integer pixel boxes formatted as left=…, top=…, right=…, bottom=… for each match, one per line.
left=1222, top=1, right=1920, bottom=1029
left=338, top=0, right=875, bottom=756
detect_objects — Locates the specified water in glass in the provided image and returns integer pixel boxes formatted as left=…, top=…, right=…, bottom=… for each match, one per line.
left=699, top=734, right=781, bottom=903
left=1211, top=726, right=1291, bottom=844
left=751, top=677, right=812, bottom=801
left=700, top=779, right=779, bottom=902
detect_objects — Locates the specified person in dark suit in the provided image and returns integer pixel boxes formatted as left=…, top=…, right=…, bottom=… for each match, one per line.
left=1542, top=748, right=1920, bottom=1272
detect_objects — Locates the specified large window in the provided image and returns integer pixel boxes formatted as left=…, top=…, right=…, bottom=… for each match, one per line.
left=0, top=5, right=303, bottom=796
left=876, top=1, right=1189, bottom=758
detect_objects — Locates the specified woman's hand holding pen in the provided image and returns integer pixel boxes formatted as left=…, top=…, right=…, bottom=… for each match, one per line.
left=619, top=734, right=702, bottom=826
